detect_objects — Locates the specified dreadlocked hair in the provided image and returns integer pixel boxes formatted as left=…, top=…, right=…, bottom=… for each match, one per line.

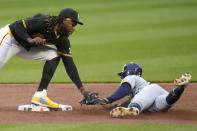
left=45, top=15, right=64, bottom=32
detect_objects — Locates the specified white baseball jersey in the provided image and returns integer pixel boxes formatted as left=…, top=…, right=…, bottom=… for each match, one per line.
left=121, top=75, right=149, bottom=95
left=121, top=75, right=171, bottom=112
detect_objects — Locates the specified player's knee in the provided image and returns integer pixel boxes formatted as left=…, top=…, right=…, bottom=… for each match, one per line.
left=149, top=95, right=171, bottom=112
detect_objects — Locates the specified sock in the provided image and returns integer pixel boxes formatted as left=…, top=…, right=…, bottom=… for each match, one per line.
left=166, top=86, right=185, bottom=105
left=37, top=57, right=60, bottom=91
left=34, top=89, right=47, bottom=97
left=107, top=83, right=131, bottom=103
left=128, top=103, right=141, bottom=111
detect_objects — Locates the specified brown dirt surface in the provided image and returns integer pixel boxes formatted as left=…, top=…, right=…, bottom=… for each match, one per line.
left=0, top=83, right=196, bottom=125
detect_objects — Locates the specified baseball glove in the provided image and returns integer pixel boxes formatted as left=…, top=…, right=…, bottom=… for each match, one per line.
left=79, top=91, right=99, bottom=105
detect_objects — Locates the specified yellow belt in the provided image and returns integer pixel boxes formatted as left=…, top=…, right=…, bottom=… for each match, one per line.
left=8, top=29, right=13, bottom=37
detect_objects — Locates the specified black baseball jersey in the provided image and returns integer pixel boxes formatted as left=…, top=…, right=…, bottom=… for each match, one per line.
left=9, top=14, right=83, bottom=89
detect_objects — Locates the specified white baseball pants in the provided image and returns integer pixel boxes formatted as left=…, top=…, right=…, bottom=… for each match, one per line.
left=0, top=25, right=58, bottom=69
left=130, top=84, right=171, bottom=112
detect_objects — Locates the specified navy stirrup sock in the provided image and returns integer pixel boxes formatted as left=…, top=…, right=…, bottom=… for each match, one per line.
left=128, top=103, right=141, bottom=111
left=166, top=86, right=185, bottom=105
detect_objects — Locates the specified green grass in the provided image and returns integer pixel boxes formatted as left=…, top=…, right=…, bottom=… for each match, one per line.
left=0, top=0, right=197, bottom=83
left=0, top=124, right=196, bottom=131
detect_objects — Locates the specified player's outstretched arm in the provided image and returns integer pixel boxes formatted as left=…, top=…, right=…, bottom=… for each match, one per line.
left=61, top=55, right=100, bottom=103
left=61, top=55, right=83, bottom=90
left=84, top=83, right=132, bottom=106
left=107, top=83, right=131, bottom=102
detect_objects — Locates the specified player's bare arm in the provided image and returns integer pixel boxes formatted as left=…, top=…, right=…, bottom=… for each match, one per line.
left=27, top=37, right=46, bottom=45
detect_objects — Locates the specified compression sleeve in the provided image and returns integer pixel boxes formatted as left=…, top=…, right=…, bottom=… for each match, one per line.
left=61, top=56, right=83, bottom=89
left=55, top=35, right=83, bottom=89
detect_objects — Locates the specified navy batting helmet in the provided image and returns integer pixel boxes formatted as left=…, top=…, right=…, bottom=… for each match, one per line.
left=118, top=62, right=142, bottom=79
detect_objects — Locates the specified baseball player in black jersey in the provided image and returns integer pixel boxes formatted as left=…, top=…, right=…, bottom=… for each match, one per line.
left=0, top=8, right=92, bottom=109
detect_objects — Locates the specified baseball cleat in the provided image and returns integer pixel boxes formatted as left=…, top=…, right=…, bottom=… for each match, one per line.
left=181, top=73, right=191, bottom=80
left=110, top=107, right=140, bottom=118
left=31, top=90, right=59, bottom=109
left=174, top=73, right=191, bottom=86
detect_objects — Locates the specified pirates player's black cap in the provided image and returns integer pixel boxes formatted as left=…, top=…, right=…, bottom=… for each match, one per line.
left=59, top=8, right=84, bottom=25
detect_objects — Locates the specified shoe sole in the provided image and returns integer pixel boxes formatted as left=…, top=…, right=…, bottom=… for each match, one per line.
left=31, top=100, right=59, bottom=109
left=174, top=78, right=188, bottom=86
left=110, top=107, right=139, bottom=118
left=174, top=73, right=191, bottom=86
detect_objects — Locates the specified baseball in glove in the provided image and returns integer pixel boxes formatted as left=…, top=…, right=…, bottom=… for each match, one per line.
left=79, top=91, right=99, bottom=105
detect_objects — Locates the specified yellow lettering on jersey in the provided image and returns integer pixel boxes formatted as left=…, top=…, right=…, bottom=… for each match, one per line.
left=54, top=28, right=60, bottom=39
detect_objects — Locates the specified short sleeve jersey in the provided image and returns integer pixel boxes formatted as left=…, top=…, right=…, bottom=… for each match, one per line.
left=121, top=75, right=149, bottom=95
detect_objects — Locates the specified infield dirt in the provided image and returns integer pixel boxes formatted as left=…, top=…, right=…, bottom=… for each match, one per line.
left=0, top=83, right=196, bottom=125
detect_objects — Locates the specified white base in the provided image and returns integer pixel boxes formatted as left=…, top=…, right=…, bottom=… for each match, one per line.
left=18, top=104, right=72, bottom=112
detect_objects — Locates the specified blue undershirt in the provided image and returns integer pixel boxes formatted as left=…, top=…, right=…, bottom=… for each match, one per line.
left=107, top=83, right=131, bottom=103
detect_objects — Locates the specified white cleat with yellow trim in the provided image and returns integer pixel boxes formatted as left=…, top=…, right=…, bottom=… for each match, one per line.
left=25, top=89, right=72, bottom=111
left=31, top=89, right=59, bottom=109
left=18, top=90, right=72, bottom=111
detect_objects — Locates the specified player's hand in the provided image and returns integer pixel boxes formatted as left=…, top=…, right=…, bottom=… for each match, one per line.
left=79, top=90, right=100, bottom=105
left=93, top=98, right=109, bottom=105
left=27, top=37, right=46, bottom=45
